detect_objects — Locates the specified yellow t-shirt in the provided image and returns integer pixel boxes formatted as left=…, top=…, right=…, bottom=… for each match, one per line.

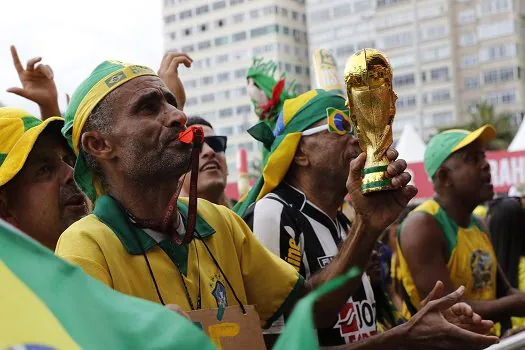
left=397, top=199, right=497, bottom=319
left=55, top=195, right=303, bottom=328
left=511, top=257, right=525, bottom=328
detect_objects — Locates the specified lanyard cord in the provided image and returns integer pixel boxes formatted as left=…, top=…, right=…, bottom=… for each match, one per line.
left=196, top=231, right=247, bottom=314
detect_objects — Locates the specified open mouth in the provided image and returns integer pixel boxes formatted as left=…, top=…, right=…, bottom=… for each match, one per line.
left=63, top=194, right=87, bottom=208
left=200, top=161, right=221, bottom=172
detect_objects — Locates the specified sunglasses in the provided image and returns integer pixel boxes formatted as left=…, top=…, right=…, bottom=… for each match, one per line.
left=302, top=107, right=354, bottom=136
left=203, top=136, right=227, bottom=153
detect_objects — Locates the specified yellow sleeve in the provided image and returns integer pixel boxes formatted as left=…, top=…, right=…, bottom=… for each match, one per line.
left=519, top=257, right=525, bottom=292
left=55, top=216, right=113, bottom=287
left=224, top=207, right=304, bottom=328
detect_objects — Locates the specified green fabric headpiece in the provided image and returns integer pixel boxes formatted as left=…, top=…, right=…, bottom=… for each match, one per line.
left=233, top=89, right=349, bottom=217
left=61, top=60, right=157, bottom=202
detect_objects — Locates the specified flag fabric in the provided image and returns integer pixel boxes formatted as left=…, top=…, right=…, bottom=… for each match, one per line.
left=0, top=219, right=215, bottom=350
left=274, top=267, right=361, bottom=350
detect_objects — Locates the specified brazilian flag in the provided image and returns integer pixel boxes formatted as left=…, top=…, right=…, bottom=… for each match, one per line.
left=0, top=219, right=215, bottom=350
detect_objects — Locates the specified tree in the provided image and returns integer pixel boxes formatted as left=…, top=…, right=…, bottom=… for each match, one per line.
left=438, top=102, right=516, bottom=150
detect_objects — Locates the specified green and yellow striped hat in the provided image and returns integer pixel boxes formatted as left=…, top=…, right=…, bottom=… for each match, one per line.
left=62, top=60, right=157, bottom=202
left=0, top=107, right=63, bottom=187
left=234, top=89, right=349, bottom=217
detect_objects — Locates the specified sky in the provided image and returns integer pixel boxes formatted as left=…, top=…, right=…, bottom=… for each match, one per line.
left=0, top=0, right=164, bottom=115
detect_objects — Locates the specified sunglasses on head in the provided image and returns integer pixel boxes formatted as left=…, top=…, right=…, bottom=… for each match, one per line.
left=203, top=136, right=227, bottom=153
left=302, top=107, right=354, bottom=136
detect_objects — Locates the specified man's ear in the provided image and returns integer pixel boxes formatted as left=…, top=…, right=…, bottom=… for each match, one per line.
left=293, top=141, right=310, bottom=167
left=81, top=131, right=115, bottom=161
left=0, top=191, right=18, bottom=228
left=435, top=166, right=451, bottom=188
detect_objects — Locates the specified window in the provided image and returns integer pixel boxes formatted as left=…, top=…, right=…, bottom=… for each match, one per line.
left=389, top=54, right=415, bottom=68
left=480, top=0, right=511, bottom=16
left=310, top=9, right=330, bottom=22
left=263, top=5, right=277, bottom=15
left=486, top=90, right=516, bottom=105
left=198, top=40, right=211, bottom=50
left=196, top=5, right=209, bottom=15
left=232, top=31, right=246, bottom=42
left=185, top=79, right=197, bottom=88
left=201, top=93, right=215, bottom=103
left=281, top=7, right=289, bottom=17
left=183, top=27, right=192, bottom=36
left=216, top=54, right=229, bottom=64
left=459, top=32, right=476, bottom=46
left=213, top=1, right=226, bottom=10
left=231, top=49, right=250, bottom=61
left=484, top=67, right=516, bottom=84
left=230, top=0, right=243, bottom=4
left=430, top=67, right=449, bottom=81
left=354, top=0, right=372, bottom=12
left=169, top=32, right=176, bottom=40
left=200, top=75, right=214, bottom=85
left=251, top=24, right=279, bottom=38
left=333, top=3, right=352, bottom=18
left=185, top=97, right=197, bottom=107
left=284, top=63, right=292, bottom=73
left=201, top=111, right=217, bottom=122
left=422, top=45, right=450, bottom=62
left=295, top=65, right=303, bottom=75
left=219, top=107, right=233, bottom=118
left=393, top=73, right=415, bottom=87
left=479, top=43, right=517, bottom=62
left=217, top=90, right=230, bottom=101
left=431, top=89, right=451, bottom=103
left=236, top=104, right=251, bottom=115
left=417, top=4, right=443, bottom=19
left=336, top=44, right=355, bottom=57
left=292, top=11, right=299, bottom=20
left=422, top=25, right=448, bottom=40
left=282, top=26, right=290, bottom=35
left=181, top=44, right=194, bottom=52
left=396, top=95, right=416, bottom=109
left=377, top=0, right=406, bottom=7
left=432, top=111, right=454, bottom=126
left=237, top=123, right=251, bottom=134
left=164, top=15, right=176, bottom=24
left=464, top=76, right=480, bottom=90
left=233, top=13, right=244, bottom=23
left=180, top=9, right=192, bottom=19
left=217, top=72, right=230, bottom=82
left=478, top=20, right=515, bottom=40
left=457, top=10, right=475, bottom=24
left=460, top=54, right=478, bottom=68
left=381, top=32, right=412, bottom=49
left=233, top=87, right=247, bottom=97
left=234, top=68, right=247, bottom=79
left=250, top=9, right=259, bottom=18
left=218, top=126, right=233, bottom=136
left=215, top=36, right=229, bottom=46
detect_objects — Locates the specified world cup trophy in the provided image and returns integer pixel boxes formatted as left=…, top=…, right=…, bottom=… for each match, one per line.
left=344, top=48, right=397, bottom=194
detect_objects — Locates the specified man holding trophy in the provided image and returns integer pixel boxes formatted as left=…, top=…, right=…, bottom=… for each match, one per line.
left=236, top=48, right=499, bottom=349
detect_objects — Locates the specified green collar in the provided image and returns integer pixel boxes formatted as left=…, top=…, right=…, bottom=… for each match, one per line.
left=93, top=195, right=215, bottom=255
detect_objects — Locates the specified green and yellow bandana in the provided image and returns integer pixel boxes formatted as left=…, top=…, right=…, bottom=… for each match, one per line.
left=0, top=107, right=63, bottom=187
left=424, top=125, right=496, bottom=179
left=233, top=89, right=349, bottom=217
left=62, top=60, right=157, bottom=202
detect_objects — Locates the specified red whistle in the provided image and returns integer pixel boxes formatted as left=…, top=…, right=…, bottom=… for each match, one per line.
left=178, top=125, right=204, bottom=144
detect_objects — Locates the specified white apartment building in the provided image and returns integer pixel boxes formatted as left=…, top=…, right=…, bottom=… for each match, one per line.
left=307, top=0, right=525, bottom=141
left=162, top=0, right=311, bottom=188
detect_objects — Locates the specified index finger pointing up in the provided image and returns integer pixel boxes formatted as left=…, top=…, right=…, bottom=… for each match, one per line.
left=10, top=45, right=24, bottom=73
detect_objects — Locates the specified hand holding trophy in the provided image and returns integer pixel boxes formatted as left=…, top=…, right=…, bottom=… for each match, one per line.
left=344, top=48, right=398, bottom=194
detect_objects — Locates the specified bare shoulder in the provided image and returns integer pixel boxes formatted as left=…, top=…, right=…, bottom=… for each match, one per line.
left=400, top=211, right=445, bottom=252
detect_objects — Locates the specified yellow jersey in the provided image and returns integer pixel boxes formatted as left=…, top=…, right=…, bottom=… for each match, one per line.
left=56, top=195, right=303, bottom=328
left=396, top=199, right=497, bottom=319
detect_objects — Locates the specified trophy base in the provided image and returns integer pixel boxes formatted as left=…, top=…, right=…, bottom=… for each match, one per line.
left=361, top=164, right=392, bottom=194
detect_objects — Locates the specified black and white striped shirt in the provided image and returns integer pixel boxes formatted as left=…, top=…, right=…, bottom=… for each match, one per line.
left=244, top=182, right=377, bottom=347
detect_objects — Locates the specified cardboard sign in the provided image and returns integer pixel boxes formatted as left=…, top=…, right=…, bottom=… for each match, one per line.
left=188, top=305, right=266, bottom=350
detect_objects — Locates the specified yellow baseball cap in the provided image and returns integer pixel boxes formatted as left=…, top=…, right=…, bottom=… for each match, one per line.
left=0, top=107, right=63, bottom=186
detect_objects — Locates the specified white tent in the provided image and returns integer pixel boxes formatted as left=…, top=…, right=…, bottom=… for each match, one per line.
left=508, top=119, right=525, bottom=151
left=396, top=123, right=426, bottom=163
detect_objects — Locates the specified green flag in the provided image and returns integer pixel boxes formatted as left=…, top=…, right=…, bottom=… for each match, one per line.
left=273, top=267, right=361, bottom=350
left=0, top=219, right=216, bottom=350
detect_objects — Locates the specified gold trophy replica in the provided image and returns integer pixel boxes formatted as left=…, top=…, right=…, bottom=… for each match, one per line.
left=344, top=48, right=397, bottom=194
